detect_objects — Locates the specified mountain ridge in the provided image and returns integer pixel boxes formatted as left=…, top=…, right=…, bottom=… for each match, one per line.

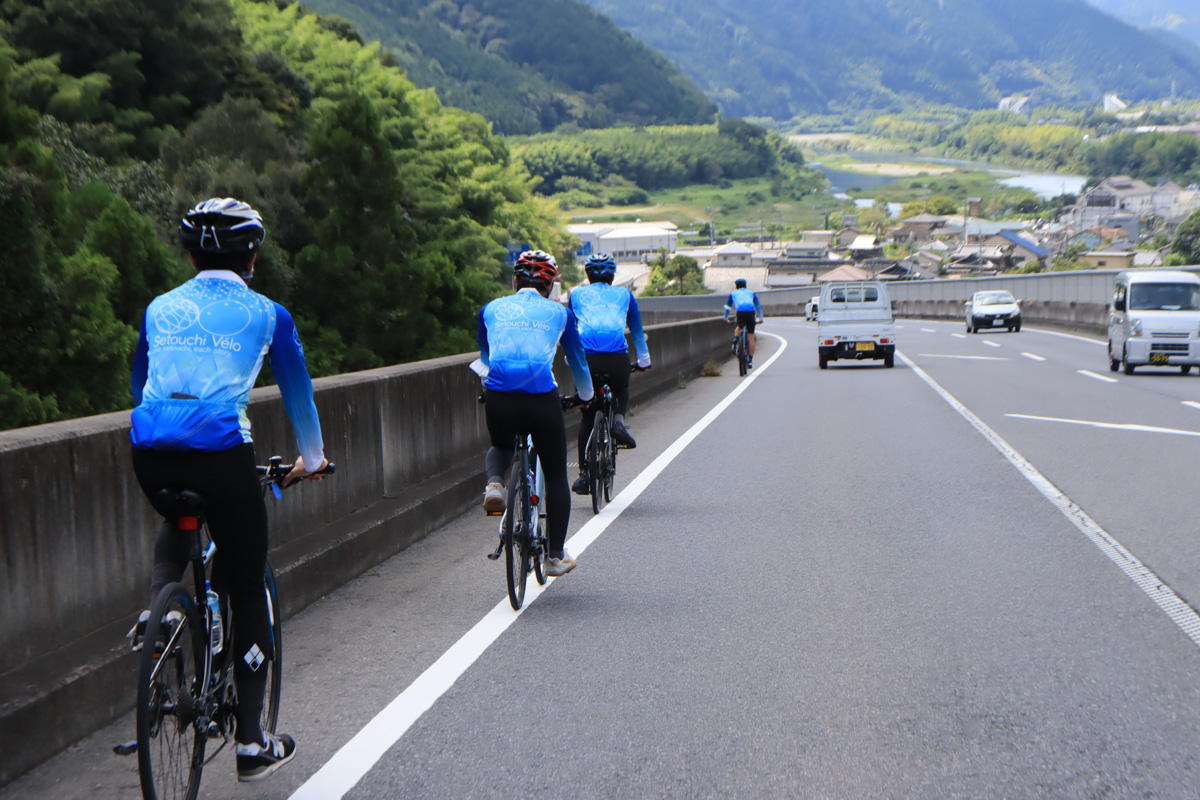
left=297, top=0, right=717, bottom=134
left=579, top=0, right=1200, bottom=120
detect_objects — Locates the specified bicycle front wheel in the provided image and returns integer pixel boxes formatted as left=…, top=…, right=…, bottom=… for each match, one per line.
left=262, top=562, right=283, bottom=734
left=504, top=461, right=531, bottom=609
left=136, top=582, right=207, bottom=800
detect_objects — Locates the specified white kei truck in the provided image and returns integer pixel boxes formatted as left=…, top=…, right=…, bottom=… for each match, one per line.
left=817, top=280, right=896, bottom=369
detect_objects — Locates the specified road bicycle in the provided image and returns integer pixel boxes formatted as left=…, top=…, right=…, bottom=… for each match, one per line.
left=484, top=395, right=581, bottom=610
left=120, top=457, right=333, bottom=800
left=732, top=324, right=750, bottom=376
left=582, top=374, right=625, bottom=515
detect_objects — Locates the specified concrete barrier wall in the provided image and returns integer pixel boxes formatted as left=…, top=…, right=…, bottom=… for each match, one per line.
left=0, top=316, right=731, bottom=786
left=894, top=299, right=1109, bottom=334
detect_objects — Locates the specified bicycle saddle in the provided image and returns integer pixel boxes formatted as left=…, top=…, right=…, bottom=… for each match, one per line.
left=151, top=489, right=208, bottom=520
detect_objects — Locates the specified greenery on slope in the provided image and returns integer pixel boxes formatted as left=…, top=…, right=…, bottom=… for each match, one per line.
left=0, top=0, right=570, bottom=430
left=513, top=118, right=822, bottom=208
left=864, top=109, right=1200, bottom=185
left=580, top=0, right=1200, bottom=120
left=297, top=0, right=717, bottom=134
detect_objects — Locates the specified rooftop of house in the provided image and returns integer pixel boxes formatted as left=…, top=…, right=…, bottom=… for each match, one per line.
left=996, top=230, right=1049, bottom=259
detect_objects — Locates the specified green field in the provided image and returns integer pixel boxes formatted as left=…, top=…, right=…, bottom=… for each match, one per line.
left=565, top=177, right=849, bottom=236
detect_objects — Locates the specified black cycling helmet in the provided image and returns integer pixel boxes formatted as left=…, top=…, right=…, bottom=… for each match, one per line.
left=584, top=252, right=617, bottom=283
left=734, top=277, right=747, bottom=289
left=179, top=198, right=266, bottom=257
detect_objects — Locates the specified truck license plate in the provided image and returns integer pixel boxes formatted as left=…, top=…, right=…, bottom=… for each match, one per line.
left=855, top=342, right=874, bottom=351
left=1151, top=353, right=1169, bottom=364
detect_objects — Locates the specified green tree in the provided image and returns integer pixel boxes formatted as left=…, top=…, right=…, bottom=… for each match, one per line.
left=1169, top=210, right=1200, bottom=266
left=641, top=253, right=710, bottom=296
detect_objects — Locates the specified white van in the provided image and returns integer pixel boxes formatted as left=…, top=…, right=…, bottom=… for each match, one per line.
left=1108, top=270, right=1200, bottom=375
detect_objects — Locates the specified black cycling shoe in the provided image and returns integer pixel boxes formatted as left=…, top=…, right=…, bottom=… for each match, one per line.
left=572, top=474, right=590, bottom=495
left=611, top=420, right=636, bottom=448
left=236, top=732, right=296, bottom=782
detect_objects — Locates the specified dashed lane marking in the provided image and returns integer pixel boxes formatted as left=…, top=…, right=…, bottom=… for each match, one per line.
left=951, top=333, right=966, bottom=339
left=983, top=340, right=1001, bottom=348
left=1021, top=353, right=1046, bottom=361
left=900, top=352, right=1200, bottom=658
left=1078, top=369, right=1118, bottom=384
left=1184, top=401, right=1200, bottom=411
left=917, top=354, right=1008, bottom=361
left=1007, top=413, right=1200, bottom=437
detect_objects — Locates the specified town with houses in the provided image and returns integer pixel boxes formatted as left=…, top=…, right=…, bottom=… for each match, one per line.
left=568, top=173, right=1200, bottom=294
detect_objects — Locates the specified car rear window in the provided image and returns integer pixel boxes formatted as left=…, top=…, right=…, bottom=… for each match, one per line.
left=830, top=287, right=879, bottom=303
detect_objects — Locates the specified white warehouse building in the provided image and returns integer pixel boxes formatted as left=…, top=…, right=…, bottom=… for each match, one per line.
left=567, top=221, right=679, bottom=260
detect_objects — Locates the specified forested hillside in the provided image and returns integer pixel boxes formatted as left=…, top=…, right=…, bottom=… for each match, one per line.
left=1084, top=0, right=1200, bottom=47
left=581, top=0, right=1200, bottom=119
left=0, top=0, right=571, bottom=430
left=297, top=0, right=717, bottom=134
left=513, top=119, right=821, bottom=208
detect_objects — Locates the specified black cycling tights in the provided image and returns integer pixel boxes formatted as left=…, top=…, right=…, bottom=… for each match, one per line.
left=483, top=390, right=571, bottom=558
left=577, top=351, right=631, bottom=466
left=131, top=443, right=271, bottom=745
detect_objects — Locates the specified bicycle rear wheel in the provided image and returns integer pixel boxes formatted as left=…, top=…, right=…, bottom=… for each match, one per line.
left=736, top=334, right=748, bottom=376
left=588, top=425, right=606, bottom=514
left=504, top=461, right=530, bottom=609
left=262, top=562, right=282, bottom=734
left=137, top=582, right=207, bottom=800
left=603, top=413, right=618, bottom=503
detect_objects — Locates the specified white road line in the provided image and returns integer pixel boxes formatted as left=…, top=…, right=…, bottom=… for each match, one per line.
left=920, top=328, right=936, bottom=333
left=917, top=354, right=1008, bottom=361
left=1007, top=413, right=1200, bottom=437
left=983, top=340, right=1001, bottom=348
left=899, top=351, right=1200, bottom=654
left=1183, top=401, right=1200, bottom=411
left=951, top=333, right=966, bottom=339
left=1021, top=353, right=1046, bottom=361
left=288, top=335, right=790, bottom=800
left=1078, top=369, right=1119, bottom=384
left=1027, top=328, right=1105, bottom=345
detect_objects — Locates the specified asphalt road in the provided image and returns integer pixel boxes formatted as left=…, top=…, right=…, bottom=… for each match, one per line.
left=7, top=317, right=1200, bottom=799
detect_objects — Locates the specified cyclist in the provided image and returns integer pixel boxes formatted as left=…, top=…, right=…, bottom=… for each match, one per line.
left=478, top=250, right=593, bottom=577
left=567, top=253, right=651, bottom=495
left=129, top=198, right=328, bottom=782
left=724, top=277, right=764, bottom=370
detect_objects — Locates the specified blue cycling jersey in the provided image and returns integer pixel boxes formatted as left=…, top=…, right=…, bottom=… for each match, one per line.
left=478, top=288, right=594, bottom=400
left=130, top=271, right=325, bottom=469
left=724, top=288, right=763, bottom=320
left=567, top=283, right=651, bottom=368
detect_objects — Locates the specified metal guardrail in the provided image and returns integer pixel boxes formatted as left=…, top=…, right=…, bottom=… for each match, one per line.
left=637, top=266, right=1200, bottom=313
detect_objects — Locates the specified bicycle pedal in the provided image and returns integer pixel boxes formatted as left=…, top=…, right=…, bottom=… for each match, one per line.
left=486, top=551, right=501, bottom=561
left=113, top=740, right=137, bottom=756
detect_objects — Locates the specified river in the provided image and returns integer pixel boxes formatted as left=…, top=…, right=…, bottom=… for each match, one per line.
left=809, top=152, right=1087, bottom=200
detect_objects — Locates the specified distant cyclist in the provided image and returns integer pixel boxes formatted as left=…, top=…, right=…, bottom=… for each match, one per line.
left=724, top=277, right=764, bottom=370
left=129, top=198, right=327, bottom=782
left=567, top=253, right=651, bottom=495
left=478, top=250, right=593, bottom=576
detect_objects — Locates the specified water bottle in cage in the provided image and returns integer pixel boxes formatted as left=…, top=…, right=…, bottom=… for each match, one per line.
left=205, top=582, right=223, bottom=654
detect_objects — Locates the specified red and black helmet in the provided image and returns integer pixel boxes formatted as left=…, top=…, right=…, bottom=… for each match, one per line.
left=513, top=249, right=559, bottom=288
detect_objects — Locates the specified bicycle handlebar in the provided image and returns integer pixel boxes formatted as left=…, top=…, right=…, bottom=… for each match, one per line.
left=258, top=457, right=336, bottom=487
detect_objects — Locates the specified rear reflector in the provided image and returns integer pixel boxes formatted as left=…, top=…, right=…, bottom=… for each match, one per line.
left=179, top=516, right=199, bottom=530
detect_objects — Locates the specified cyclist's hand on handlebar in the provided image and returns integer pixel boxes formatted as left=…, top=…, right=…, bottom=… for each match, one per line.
left=285, top=455, right=329, bottom=486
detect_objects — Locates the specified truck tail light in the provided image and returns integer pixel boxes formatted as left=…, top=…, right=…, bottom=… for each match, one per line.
left=880, top=338, right=891, bottom=344
left=823, top=339, right=835, bottom=346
